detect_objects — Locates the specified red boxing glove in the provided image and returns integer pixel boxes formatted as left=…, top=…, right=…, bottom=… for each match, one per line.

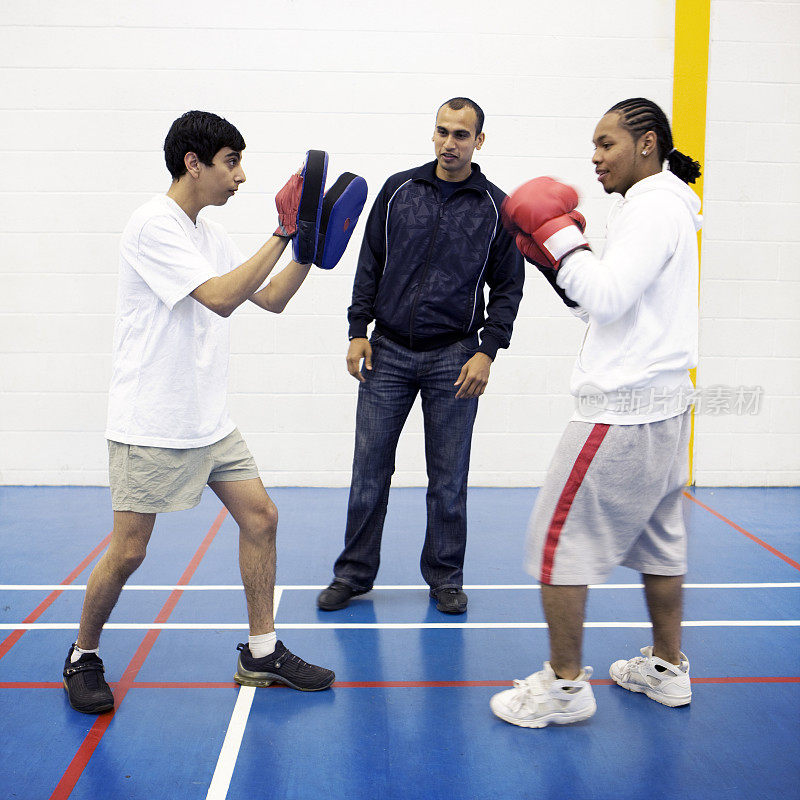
left=568, top=210, right=586, bottom=233
left=530, top=213, right=590, bottom=268
left=274, top=172, right=303, bottom=238
left=515, top=231, right=549, bottom=268
left=501, top=177, right=580, bottom=235
left=515, top=211, right=588, bottom=269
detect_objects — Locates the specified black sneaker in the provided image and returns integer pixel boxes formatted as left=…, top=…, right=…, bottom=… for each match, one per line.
left=63, top=644, right=115, bottom=714
left=431, top=587, right=468, bottom=614
left=234, top=641, right=335, bottom=691
left=316, top=580, right=366, bottom=611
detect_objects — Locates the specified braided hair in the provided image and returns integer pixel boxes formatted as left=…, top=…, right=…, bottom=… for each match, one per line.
left=607, top=98, right=702, bottom=185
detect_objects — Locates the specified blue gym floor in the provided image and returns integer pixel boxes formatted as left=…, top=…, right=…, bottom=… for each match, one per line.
left=1, top=486, right=798, bottom=800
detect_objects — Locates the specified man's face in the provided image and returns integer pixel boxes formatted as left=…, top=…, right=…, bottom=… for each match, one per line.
left=591, top=113, right=641, bottom=196
left=197, top=147, right=246, bottom=206
left=432, top=106, right=484, bottom=182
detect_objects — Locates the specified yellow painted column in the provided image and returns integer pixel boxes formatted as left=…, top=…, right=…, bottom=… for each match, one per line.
left=672, top=0, right=711, bottom=484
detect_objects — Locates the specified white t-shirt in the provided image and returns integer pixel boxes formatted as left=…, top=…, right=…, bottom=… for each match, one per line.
left=556, top=171, right=703, bottom=424
left=106, top=195, right=245, bottom=448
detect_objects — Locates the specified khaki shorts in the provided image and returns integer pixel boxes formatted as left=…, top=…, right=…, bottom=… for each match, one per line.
left=108, top=428, right=260, bottom=513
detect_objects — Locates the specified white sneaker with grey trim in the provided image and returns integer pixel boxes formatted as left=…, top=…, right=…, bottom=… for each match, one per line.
left=489, top=662, right=596, bottom=728
left=609, top=646, right=691, bottom=707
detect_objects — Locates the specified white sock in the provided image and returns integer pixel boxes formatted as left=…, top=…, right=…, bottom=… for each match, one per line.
left=248, top=631, right=277, bottom=658
left=70, top=644, right=99, bottom=663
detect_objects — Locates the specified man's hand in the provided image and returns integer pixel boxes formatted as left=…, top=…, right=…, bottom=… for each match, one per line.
left=454, top=352, right=492, bottom=399
left=346, top=338, right=372, bottom=382
left=274, top=169, right=304, bottom=238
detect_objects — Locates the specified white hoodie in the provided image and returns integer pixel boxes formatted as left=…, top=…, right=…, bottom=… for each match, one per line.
left=556, top=171, right=703, bottom=424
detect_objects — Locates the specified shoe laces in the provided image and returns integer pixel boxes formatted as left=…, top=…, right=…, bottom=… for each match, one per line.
left=507, top=671, right=551, bottom=712
left=67, top=651, right=104, bottom=687
left=274, top=649, right=311, bottom=671
left=84, top=670, right=101, bottom=689
left=621, top=655, right=647, bottom=679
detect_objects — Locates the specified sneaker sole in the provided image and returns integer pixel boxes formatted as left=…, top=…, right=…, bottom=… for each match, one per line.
left=63, top=680, right=114, bottom=714
left=490, top=699, right=597, bottom=729
left=609, top=675, right=691, bottom=707
left=234, top=671, right=335, bottom=692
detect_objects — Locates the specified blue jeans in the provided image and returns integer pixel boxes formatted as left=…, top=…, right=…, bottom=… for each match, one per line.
left=333, top=334, right=480, bottom=592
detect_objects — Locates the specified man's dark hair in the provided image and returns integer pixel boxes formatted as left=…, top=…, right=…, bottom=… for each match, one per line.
left=439, top=97, right=485, bottom=136
left=163, top=110, right=246, bottom=180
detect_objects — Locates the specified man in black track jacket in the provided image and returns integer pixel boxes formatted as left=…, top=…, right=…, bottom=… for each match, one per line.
left=318, top=97, right=524, bottom=614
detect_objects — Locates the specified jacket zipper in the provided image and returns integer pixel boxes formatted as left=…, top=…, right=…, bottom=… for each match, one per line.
left=408, top=198, right=444, bottom=350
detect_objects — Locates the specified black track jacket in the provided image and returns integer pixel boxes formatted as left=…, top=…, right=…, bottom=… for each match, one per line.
left=347, top=161, right=524, bottom=360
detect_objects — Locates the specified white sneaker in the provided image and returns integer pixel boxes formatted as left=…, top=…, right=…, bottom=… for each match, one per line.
left=609, top=646, right=691, bottom=707
left=490, top=662, right=596, bottom=728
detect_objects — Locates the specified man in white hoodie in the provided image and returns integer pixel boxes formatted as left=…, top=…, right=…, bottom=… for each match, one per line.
left=490, top=98, right=703, bottom=728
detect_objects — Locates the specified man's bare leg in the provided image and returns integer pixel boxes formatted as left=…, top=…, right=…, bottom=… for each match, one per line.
left=76, top=511, right=156, bottom=650
left=540, top=584, right=588, bottom=680
left=212, top=478, right=335, bottom=691
left=209, top=478, right=277, bottom=635
left=643, top=573, right=684, bottom=664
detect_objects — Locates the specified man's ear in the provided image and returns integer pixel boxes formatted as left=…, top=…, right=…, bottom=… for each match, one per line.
left=475, top=132, right=485, bottom=150
left=183, top=151, right=201, bottom=178
left=640, top=131, right=657, bottom=156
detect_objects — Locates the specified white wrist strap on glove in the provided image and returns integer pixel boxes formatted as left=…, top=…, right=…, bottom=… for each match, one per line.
left=541, top=224, right=588, bottom=262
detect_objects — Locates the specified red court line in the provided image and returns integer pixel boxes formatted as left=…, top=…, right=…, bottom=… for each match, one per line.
left=4, top=676, right=799, bottom=691
left=121, top=681, right=234, bottom=689
left=684, top=491, right=800, bottom=572
left=339, top=677, right=800, bottom=687
left=695, top=677, right=800, bottom=684
left=318, top=677, right=800, bottom=687
left=49, top=507, right=228, bottom=800
left=0, top=532, right=113, bottom=662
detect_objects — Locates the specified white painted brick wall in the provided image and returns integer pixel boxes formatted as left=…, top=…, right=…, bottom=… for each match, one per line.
left=0, top=1, right=796, bottom=486
left=695, top=0, right=800, bottom=486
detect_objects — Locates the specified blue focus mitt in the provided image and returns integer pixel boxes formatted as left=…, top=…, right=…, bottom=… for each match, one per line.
left=314, top=172, right=368, bottom=270
left=292, top=150, right=328, bottom=265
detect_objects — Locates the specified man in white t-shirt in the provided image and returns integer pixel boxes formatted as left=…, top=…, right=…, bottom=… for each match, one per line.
left=63, top=111, right=334, bottom=715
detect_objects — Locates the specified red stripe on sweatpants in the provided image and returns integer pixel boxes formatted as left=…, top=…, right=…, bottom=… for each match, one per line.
left=0, top=532, right=113, bottom=662
left=49, top=507, right=228, bottom=800
left=540, top=423, right=610, bottom=584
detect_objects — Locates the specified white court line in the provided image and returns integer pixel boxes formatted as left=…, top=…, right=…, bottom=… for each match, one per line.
left=0, top=623, right=250, bottom=630
left=205, top=587, right=282, bottom=800
left=2, top=583, right=798, bottom=591
left=205, top=686, right=254, bottom=800
left=0, top=585, right=247, bottom=591
left=3, top=620, right=799, bottom=630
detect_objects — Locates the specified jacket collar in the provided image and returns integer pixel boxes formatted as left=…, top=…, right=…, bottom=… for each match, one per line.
left=411, top=160, right=488, bottom=192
